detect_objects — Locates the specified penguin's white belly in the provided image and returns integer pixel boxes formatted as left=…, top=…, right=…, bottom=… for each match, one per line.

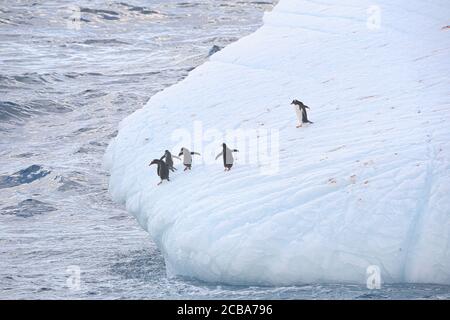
left=292, top=105, right=302, bottom=124
left=184, top=153, right=192, bottom=165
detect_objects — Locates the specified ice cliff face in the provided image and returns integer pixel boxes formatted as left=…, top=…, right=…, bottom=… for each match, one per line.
left=104, top=0, right=450, bottom=285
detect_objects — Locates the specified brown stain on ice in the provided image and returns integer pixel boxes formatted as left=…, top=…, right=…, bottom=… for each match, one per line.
left=328, top=145, right=346, bottom=153
left=359, top=95, right=380, bottom=100
left=328, top=178, right=337, bottom=184
left=363, top=160, right=375, bottom=166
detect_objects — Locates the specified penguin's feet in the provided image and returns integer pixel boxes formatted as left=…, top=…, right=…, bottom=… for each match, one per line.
left=296, top=125, right=302, bottom=128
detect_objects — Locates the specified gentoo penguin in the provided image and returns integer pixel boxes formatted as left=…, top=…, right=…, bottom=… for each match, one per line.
left=215, top=143, right=239, bottom=171
left=149, top=159, right=170, bottom=185
left=178, top=147, right=200, bottom=171
left=160, top=150, right=180, bottom=172
left=291, top=99, right=313, bottom=128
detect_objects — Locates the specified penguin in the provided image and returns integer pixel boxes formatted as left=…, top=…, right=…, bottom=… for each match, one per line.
left=149, top=159, right=170, bottom=185
left=178, top=147, right=200, bottom=171
left=215, top=143, right=239, bottom=171
left=160, top=150, right=180, bottom=172
left=291, top=99, right=313, bottom=127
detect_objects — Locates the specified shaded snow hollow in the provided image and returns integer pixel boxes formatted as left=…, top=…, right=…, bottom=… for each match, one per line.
left=104, top=0, right=450, bottom=285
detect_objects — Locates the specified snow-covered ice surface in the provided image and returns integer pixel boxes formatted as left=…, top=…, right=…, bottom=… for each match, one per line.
left=105, top=0, right=450, bottom=286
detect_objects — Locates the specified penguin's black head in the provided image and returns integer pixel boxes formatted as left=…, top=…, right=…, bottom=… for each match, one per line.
left=291, top=99, right=300, bottom=105
left=165, top=150, right=169, bottom=154
left=178, top=148, right=183, bottom=156
left=222, top=143, right=226, bottom=147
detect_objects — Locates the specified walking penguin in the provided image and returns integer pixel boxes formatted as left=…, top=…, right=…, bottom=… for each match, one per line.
left=149, top=159, right=170, bottom=185
left=215, top=143, right=239, bottom=171
left=291, top=99, right=313, bottom=127
left=160, top=150, right=180, bottom=172
left=178, top=147, right=201, bottom=171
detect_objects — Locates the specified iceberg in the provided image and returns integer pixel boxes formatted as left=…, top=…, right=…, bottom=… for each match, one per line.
left=104, top=0, right=450, bottom=285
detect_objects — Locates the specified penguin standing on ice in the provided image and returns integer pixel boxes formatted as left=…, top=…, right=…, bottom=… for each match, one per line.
left=149, top=159, right=170, bottom=185
left=160, top=150, right=180, bottom=172
left=291, top=99, right=313, bottom=127
left=178, top=147, right=200, bottom=171
left=215, top=143, right=239, bottom=171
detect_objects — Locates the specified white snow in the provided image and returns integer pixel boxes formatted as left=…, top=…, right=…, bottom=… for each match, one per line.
left=104, top=0, right=450, bottom=285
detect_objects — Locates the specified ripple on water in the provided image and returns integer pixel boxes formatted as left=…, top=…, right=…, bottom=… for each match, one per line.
left=0, top=99, right=72, bottom=125
left=0, top=165, right=51, bottom=189
left=79, top=7, right=120, bottom=21
left=1, top=199, right=57, bottom=218
left=54, top=175, right=84, bottom=192
left=117, top=2, right=161, bottom=15
left=208, top=45, right=223, bottom=56
left=110, top=248, right=166, bottom=282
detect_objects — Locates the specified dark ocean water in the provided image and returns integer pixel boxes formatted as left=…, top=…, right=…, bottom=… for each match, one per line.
left=0, top=0, right=449, bottom=299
